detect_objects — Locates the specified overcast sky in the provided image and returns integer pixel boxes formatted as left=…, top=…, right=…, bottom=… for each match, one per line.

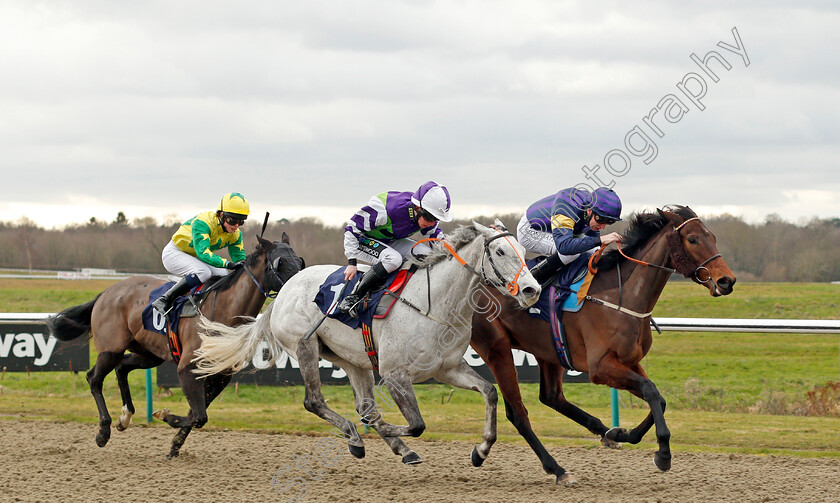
left=2, top=1, right=838, bottom=229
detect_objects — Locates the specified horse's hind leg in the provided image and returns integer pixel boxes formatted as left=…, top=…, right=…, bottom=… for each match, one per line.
left=590, top=359, right=671, bottom=472
left=86, top=351, right=124, bottom=447
left=342, top=365, right=417, bottom=463
left=436, top=360, right=498, bottom=467
left=296, top=339, right=364, bottom=457
left=114, top=352, right=164, bottom=431
left=537, top=360, right=618, bottom=449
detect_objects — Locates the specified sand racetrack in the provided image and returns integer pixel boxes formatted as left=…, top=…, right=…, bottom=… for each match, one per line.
left=1, top=419, right=837, bottom=503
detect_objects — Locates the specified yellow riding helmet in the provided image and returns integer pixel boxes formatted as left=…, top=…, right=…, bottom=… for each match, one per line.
left=217, top=192, right=250, bottom=216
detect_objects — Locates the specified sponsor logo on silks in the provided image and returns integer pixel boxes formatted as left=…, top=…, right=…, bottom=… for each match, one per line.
left=361, top=237, right=380, bottom=248
left=408, top=206, right=415, bottom=220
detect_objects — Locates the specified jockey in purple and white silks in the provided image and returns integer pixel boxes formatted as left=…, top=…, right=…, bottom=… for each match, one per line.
left=517, top=187, right=624, bottom=285
left=337, top=181, right=453, bottom=317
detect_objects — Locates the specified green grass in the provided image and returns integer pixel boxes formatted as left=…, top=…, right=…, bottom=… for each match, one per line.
left=2, top=279, right=839, bottom=458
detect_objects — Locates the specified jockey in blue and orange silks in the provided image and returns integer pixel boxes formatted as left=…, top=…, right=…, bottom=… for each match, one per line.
left=517, top=187, right=624, bottom=285
left=151, top=192, right=250, bottom=316
left=337, top=181, right=453, bottom=318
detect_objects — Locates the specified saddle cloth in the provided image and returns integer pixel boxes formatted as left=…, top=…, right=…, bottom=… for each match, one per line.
left=526, top=253, right=590, bottom=323
left=141, top=275, right=230, bottom=336
left=313, top=265, right=414, bottom=330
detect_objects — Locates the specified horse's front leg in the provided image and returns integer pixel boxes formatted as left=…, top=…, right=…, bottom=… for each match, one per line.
left=472, top=339, right=574, bottom=484
left=161, top=372, right=234, bottom=458
left=435, top=359, right=498, bottom=467
left=153, top=360, right=209, bottom=458
left=590, top=359, right=671, bottom=472
left=371, top=371, right=426, bottom=465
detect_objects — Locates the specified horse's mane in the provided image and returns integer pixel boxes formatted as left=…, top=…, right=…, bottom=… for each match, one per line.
left=596, top=205, right=697, bottom=272
left=409, top=224, right=482, bottom=268
left=209, top=242, right=266, bottom=292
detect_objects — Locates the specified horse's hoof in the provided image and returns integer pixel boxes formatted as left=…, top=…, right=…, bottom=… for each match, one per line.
left=654, top=452, right=672, bottom=472
left=348, top=444, right=365, bottom=459
left=95, top=431, right=110, bottom=448
left=470, top=446, right=486, bottom=467
left=402, top=452, right=423, bottom=465
left=605, top=427, right=628, bottom=443
left=116, top=407, right=132, bottom=432
left=152, top=408, right=170, bottom=421
left=556, top=471, right=577, bottom=486
left=600, top=435, right=622, bottom=449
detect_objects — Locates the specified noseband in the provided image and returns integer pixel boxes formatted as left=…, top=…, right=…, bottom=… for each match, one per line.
left=480, top=229, right=527, bottom=296
left=672, top=217, right=721, bottom=285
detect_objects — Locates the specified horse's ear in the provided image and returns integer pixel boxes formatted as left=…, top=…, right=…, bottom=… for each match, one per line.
left=281, top=232, right=290, bottom=245
left=472, top=221, right=494, bottom=238
left=657, top=208, right=681, bottom=226
left=493, top=218, right=508, bottom=232
left=256, top=234, right=276, bottom=251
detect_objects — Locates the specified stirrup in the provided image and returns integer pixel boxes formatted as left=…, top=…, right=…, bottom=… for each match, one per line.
left=340, top=296, right=364, bottom=318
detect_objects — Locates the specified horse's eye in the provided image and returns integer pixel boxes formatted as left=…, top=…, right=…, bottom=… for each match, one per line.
left=496, top=248, right=505, bottom=257
left=688, top=237, right=697, bottom=245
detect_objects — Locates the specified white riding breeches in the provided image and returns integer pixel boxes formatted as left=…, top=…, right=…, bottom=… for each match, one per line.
left=345, top=235, right=433, bottom=273
left=161, top=241, right=230, bottom=283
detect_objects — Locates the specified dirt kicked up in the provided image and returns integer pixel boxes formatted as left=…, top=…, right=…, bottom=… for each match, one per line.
left=1, top=419, right=837, bottom=503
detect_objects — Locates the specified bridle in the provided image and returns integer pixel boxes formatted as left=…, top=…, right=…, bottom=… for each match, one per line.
left=585, top=215, right=722, bottom=318
left=242, top=243, right=296, bottom=299
left=590, top=216, right=720, bottom=285
left=415, top=226, right=528, bottom=296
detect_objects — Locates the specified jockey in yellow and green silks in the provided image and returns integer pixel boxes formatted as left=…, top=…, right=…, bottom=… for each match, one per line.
left=152, top=192, right=250, bottom=316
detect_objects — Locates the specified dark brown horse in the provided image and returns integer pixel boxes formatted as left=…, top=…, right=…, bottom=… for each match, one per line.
left=470, top=206, right=735, bottom=484
left=47, top=234, right=302, bottom=457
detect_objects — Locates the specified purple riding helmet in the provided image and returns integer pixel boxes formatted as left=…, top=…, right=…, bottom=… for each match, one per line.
left=590, top=188, right=622, bottom=221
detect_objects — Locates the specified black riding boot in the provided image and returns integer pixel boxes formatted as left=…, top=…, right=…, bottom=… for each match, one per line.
left=338, top=263, right=389, bottom=318
left=152, top=273, right=200, bottom=316
left=529, top=253, right=565, bottom=286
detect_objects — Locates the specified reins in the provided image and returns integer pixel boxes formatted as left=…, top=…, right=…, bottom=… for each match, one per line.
left=585, top=215, right=721, bottom=319
left=414, top=226, right=527, bottom=296
left=393, top=226, right=527, bottom=328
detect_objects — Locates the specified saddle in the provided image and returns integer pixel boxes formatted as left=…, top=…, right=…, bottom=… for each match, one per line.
left=314, top=264, right=418, bottom=371
left=141, top=277, right=226, bottom=363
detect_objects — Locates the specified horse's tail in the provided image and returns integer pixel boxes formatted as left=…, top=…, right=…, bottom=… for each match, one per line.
left=46, top=294, right=102, bottom=341
left=192, top=309, right=274, bottom=377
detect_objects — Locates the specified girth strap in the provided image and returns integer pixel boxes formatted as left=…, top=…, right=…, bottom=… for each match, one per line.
left=361, top=322, right=379, bottom=371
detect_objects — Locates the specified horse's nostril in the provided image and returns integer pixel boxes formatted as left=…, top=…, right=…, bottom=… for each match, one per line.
left=522, top=286, right=538, bottom=297
left=717, top=277, right=736, bottom=292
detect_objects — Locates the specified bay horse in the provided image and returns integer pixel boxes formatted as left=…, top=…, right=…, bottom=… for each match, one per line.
left=470, top=206, right=736, bottom=484
left=47, top=234, right=302, bottom=458
left=193, top=221, right=540, bottom=466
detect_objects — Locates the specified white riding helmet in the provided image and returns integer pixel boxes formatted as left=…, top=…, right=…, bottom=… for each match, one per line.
left=411, top=181, right=452, bottom=222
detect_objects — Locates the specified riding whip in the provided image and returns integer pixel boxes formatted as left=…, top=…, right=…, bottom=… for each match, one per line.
left=260, top=212, right=270, bottom=238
